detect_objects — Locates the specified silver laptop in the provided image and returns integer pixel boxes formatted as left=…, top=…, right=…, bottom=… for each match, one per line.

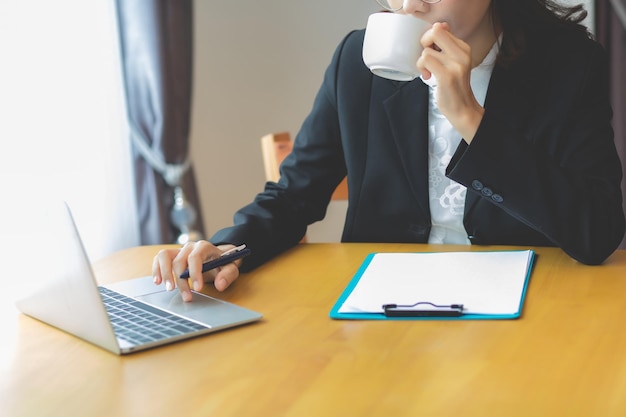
left=15, top=201, right=262, bottom=355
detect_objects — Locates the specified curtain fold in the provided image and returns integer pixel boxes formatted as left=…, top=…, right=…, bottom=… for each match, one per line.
left=596, top=0, right=626, bottom=249
left=116, top=0, right=204, bottom=244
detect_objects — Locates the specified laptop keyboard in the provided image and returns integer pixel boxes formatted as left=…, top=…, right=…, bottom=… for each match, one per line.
left=99, top=287, right=208, bottom=345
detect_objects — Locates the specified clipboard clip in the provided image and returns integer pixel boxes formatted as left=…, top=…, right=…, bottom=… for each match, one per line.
left=382, top=302, right=464, bottom=317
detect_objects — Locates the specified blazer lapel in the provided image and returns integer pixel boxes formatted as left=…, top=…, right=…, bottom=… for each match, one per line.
left=380, top=78, right=431, bottom=216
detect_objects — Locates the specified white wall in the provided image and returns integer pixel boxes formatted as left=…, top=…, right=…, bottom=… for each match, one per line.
left=191, top=1, right=378, bottom=241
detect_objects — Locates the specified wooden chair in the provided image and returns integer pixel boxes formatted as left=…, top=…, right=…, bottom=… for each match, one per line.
left=260, top=132, right=348, bottom=198
left=260, top=132, right=348, bottom=242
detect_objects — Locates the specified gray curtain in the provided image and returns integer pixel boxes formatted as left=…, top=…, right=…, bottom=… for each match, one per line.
left=116, top=0, right=205, bottom=244
left=596, top=0, right=626, bottom=248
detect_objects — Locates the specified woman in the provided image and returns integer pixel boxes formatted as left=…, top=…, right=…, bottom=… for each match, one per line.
left=154, top=0, right=624, bottom=302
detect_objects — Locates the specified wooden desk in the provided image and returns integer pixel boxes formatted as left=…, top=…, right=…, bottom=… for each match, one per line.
left=2, top=243, right=626, bottom=417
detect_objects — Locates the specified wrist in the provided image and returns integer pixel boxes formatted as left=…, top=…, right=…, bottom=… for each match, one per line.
left=454, top=105, right=484, bottom=144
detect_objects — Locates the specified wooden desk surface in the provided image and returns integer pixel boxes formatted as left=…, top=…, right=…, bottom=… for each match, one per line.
left=2, top=243, right=626, bottom=417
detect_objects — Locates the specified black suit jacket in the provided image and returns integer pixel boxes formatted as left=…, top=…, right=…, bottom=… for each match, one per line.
left=212, top=24, right=625, bottom=270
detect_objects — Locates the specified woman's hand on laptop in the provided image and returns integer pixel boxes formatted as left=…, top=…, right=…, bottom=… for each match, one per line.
left=152, top=241, right=242, bottom=302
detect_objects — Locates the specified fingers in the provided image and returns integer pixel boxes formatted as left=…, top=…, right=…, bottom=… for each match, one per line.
left=151, top=241, right=242, bottom=303
left=152, top=254, right=164, bottom=285
left=178, top=240, right=213, bottom=292
left=152, top=247, right=185, bottom=290
left=174, top=241, right=220, bottom=301
left=152, top=243, right=196, bottom=301
left=417, top=21, right=479, bottom=131
left=213, top=262, right=241, bottom=292
left=417, top=22, right=471, bottom=80
left=420, top=22, right=454, bottom=51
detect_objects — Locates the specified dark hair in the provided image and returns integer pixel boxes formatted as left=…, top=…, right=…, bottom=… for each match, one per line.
left=492, top=0, right=590, bottom=66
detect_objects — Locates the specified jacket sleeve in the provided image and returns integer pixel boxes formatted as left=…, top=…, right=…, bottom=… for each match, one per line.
left=446, top=35, right=625, bottom=265
left=209, top=32, right=357, bottom=271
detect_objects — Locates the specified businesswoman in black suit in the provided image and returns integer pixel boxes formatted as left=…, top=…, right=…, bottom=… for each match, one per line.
left=154, top=0, right=625, bottom=302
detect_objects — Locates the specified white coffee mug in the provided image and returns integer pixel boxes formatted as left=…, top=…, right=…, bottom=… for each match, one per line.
left=362, top=12, right=431, bottom=82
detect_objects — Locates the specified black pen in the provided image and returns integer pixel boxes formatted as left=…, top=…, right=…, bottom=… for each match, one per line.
left=179, top=244, right=251, bottom=279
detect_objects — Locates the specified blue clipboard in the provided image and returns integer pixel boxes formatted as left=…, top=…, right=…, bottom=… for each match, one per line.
left=329, top=250, right=536, bottom=321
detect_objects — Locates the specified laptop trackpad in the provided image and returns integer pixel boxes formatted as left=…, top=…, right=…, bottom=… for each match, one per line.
left=136, top=291, right=249, bottom=328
